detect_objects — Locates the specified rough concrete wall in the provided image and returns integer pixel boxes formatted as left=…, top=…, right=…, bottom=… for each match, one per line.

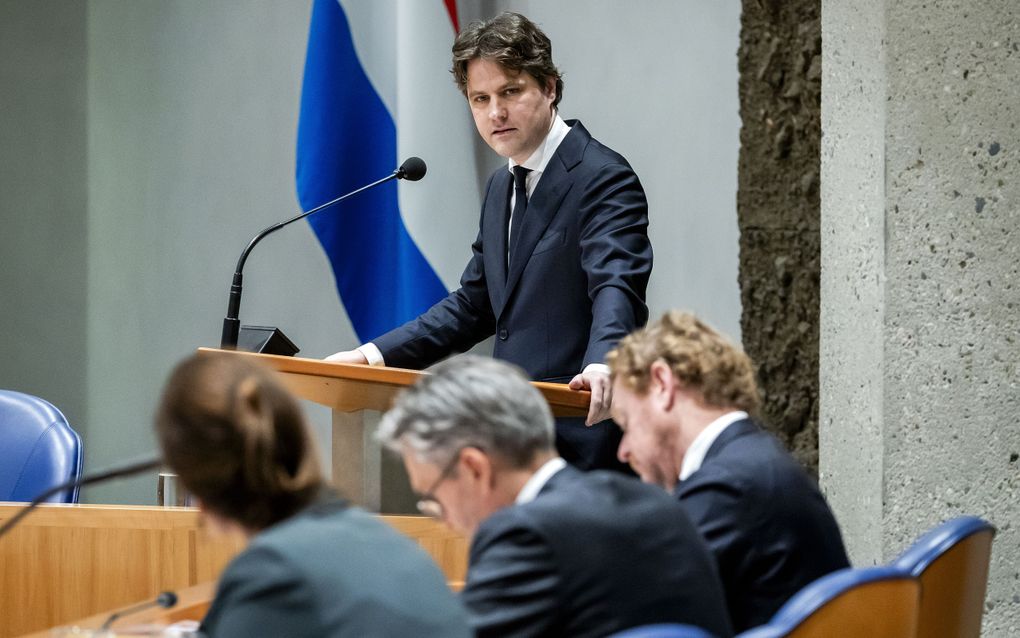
left=738, top=0, right=822, bottom=471
left=882, top=1, right=1020, bottom=633
left=818, top=0, right=889, bottom=566
left=822, top=0, right=1020, bottom=633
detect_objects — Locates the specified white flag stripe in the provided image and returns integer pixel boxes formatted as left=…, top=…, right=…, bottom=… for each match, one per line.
left=340, top=0, right=481, bottom=290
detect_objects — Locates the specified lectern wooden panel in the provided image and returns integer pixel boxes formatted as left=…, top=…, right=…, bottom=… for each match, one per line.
left=197, top=348, right=590, bottom=509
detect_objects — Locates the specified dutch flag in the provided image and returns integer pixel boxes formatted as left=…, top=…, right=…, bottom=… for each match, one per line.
left=296, top=0, right=480, bottom=343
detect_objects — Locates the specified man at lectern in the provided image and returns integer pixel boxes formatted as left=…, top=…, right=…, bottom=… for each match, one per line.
left=155, top=353, right=471, bottom=637
left=327, top=12, right=653, bottom=472
left=377, top=356, right=733, bottom=638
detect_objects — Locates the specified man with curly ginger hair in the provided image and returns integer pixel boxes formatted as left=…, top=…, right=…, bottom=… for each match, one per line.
left=607, top=311, right=850, bottom=632
left=329, top=12, right=652, bottom=473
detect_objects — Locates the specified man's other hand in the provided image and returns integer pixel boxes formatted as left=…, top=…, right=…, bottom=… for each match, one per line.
left=568, top=370, right=612, bottom=426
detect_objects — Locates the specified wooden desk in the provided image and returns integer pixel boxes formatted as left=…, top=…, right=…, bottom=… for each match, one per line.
left=0, top=503, right=466, bottom=637
left=21, top=582, right=215, bottom=637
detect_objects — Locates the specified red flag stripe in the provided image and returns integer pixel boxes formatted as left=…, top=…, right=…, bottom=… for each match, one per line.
left=443, top=0, right=459, bottom=33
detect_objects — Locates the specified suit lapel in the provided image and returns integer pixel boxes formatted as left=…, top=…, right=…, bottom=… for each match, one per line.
left=503, top=122, right=588, bottom=306
left=483, top=170, right=513, bottom=315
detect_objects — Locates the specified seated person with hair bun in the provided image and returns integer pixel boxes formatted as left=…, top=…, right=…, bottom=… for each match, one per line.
left=155, top=353, right=471, bottom=638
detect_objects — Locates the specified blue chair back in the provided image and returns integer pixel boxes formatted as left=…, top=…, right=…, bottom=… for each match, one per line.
left=893, top=516, right=995, bottom=638
left=0, top=390, right=83, bottom=502
left=738, top=566, right=920, bottom=638
left=608, top=623, right=719, bottom=638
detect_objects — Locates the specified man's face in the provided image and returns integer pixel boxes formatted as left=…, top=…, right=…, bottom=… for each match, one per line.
left=466, top=57, right=556, bottom=165
left=401, top=447, right=493, bottom=538
left=611, top=377, right=682, bottom=491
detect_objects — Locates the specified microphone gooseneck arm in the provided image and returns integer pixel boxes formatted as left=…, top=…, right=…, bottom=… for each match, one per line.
left=220, top=157, right=427, bottom=349
left=0, top=455, right=162, bottom=540
left=100, top=590, right=179, bottom=630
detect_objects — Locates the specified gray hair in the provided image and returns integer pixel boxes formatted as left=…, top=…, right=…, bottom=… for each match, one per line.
left=377, top=355, right=555, bottom=468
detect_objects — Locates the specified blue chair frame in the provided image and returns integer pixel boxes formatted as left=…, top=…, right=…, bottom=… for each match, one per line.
left=0, top=389, right=83, bottom=502
left=608, top=623, right=720, bottom=638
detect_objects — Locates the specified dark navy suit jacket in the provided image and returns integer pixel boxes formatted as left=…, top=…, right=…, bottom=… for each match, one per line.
left=675, top=418, right=850, bottom=632
left=373, top=120, right=652, bottom=383
left=462, top=465, right=734, bottom=638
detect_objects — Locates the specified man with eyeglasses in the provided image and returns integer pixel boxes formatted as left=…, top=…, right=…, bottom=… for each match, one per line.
left=377, top=355, right=733, bottom=638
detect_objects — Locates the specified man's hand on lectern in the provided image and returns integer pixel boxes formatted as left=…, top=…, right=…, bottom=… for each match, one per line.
left=568, top=369, right=613, bottom=426
left=324, top=350, right=369, bottom=365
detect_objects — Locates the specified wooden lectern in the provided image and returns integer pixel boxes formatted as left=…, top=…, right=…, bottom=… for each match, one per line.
left=197, top=348, right=590, bottom=510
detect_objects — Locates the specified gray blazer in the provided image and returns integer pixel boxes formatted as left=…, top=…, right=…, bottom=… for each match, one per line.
left=200, top=495, right=471, bottom=637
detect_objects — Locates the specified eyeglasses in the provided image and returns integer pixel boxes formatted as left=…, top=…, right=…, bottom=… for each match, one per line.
left=415, top=450, right=463, bottom=519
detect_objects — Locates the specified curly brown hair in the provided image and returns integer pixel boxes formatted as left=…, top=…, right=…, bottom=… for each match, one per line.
left=156, top=353, right=324, bottom=531
left=451, top=12, right=563, bottom=107
left=607, top=311, right=761, bottom=414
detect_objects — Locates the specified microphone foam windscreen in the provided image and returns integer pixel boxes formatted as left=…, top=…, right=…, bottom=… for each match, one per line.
left=399, top=156, right=427, bottom=181
left=157, top=591, right=179, bottom=608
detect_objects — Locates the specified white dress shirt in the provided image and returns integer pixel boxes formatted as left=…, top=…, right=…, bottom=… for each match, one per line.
left=507, top=114, right=571, bottom=243
left=678, top=411, right=749, bottom=481
left=515, top=456, right=568, bottom=504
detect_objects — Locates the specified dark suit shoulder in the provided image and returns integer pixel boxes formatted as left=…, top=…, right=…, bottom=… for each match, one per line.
left=683, top=422, right=817, bottom=501
left=491, top=468, right=669, bottom=532
left=561, top=119, right=637, bottom=174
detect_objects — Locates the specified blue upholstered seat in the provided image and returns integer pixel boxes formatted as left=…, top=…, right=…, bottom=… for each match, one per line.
left=0, top=389, right=83, bottom=502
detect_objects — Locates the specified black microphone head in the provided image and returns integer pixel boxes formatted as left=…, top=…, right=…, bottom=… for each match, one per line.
left=397, top=156, right=427, bottom=181
left=156, top=591, right=178, bottom=608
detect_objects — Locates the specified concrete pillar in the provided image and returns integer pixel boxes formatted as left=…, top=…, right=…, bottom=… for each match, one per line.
left=821, top=0, right=1020, bottom=633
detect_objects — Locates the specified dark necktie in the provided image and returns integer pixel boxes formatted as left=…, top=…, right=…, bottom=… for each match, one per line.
left=509, top=165, right=531, bottom=265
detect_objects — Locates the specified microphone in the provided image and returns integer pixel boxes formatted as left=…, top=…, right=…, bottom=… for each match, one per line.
left=0, top=454, right=162, bottom=540
left=100, top=590, right=179, bottom=630
left=396, top=156, right=427, bottom=181
left=219, top=157, right=429, bottom=349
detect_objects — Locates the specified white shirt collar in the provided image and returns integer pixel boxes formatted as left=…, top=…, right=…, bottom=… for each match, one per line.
left=507, top=113, right=570, bottom=188
left=679, top=411, right=748, bottom=481
left=515, top=457, right=567, bottom=504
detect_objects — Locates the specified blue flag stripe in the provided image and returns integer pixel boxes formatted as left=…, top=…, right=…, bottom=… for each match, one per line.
left=296, top=0, right=447, bottom=343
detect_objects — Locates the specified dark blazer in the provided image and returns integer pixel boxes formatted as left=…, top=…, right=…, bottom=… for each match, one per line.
left=200, top=496, right=471, bottom=638
left=462, top=464, right=733, bottom=638
left=676, top=418, right=850, bottom=632
left=373, top=120, right=652, bottom=382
